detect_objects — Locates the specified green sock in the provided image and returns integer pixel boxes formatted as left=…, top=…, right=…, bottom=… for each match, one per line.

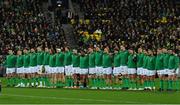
left=122, top=77, right=125, bottom=88
left=175, top=80, right=179, bottom=90
left=144, top=80, right=147, bottom=88
left=160, top=80, right=164, bottom=89
left=71, top=78, right=74, bottom=87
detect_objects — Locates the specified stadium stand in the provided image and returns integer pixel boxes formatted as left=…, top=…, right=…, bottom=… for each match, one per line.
left=72, top=0, right=179, bottom=52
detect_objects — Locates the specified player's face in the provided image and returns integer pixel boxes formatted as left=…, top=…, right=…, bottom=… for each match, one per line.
left=163, top=48, right=167, bottom=53
left=104, top=48, right=109, bottom=53
left=157, top=49, right=160, bottom=54
left=45, top=48, right=49, bottom=52
left=8, top=50, right=13, bottom=55
left=49, top=49, right=53, bottom=54
left=17, top=50, right=22, bottom=55
left=31, top=49, right=35, bottom=53
left=143, top=50, right=147, bottom=54
left=37, top=47, right=42, bottom=52
left=114, top=50, right=118, bottom=54
left=23, top=49, right=27, bottom=54
left=120, top=46, right=125, bottom=51
left=65, top=47, right=69, bottom=52
left=56, top=49, right=61, bottom=53
left=96, top=47, right=100, bottom=51
left=138, top=48, right=142, bottom=53
left=129, top=50, right=133, bottom=54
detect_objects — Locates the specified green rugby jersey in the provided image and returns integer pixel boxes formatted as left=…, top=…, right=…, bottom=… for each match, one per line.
left=120, top=50, right=129, bottom=66
left=43, top=52, right=50, bottom=65
left=89, top=52, right=95, bottom=68
left=127, top=54, right=136, bottom=68
left=137, top=53, right=144, bottom=67
left=29, top=52, right=37, bottom=67
left=64, top=51, right=72, bottom=66
left=49, top=54, right=56, bottom=67
left=147, top=55, right=156, bottom=70
left=155, top=53, right=164, bottom=70
left=16, top=55, right=23, bottom=68
left=102, top=53, right=112, bottom=68
left=168, top=54, right=179, bottom=69
left=72, top=53, right=80, bottom=67
left=80, top=55, right=89, bottom=68
left=37, top=51, right=44, bottom=65
left=55, top=52, right=64, bottom=67
left=113, top=52, right=120, bottom=67
left=6, top=54, right=16, bottom=68
left=142, top=55, right=148, bottom=69
left=95, top=51, right=103, bottom=67
left=23, top=54, right=30, bottom=68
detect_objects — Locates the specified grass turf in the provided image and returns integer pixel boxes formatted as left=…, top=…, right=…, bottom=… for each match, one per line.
left=0, top=88, right=180, bottom=104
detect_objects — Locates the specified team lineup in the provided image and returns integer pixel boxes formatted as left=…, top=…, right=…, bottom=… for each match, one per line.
left=4, top=45, right=180, bottom=91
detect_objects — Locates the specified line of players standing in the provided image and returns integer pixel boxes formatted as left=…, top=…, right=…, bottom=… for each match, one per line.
left=5, top=45, right=179, bottom=90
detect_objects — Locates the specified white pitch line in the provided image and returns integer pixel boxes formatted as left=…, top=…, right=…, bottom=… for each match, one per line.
left=2, top=93, right=140, bottom=104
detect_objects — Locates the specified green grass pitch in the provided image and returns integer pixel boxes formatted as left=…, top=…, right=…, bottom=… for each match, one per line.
left=0, top=88, right=180, bottom=104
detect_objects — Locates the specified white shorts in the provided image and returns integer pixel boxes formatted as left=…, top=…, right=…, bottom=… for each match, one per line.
left=157, top=69, right=166, bottom=75
left=128, top=68, right=136, bottom=74
left=143, top=69, right=148, bottom=76
left=37, top=65, right=43, bottom=73
left=80, top=68, right=88, bottom=74
left=17, top=67, right=24, bottom=74
left=96, top=66, right=103, bottom=75
left=56, top=67, right=64, bottom=73
left=44, top=65, right=49, bottom=74
left=147, top=70, right=156, bottom=76
left=48, top=67, right=56, bottom=73
left=23, top=67, right=29, bottom=73
left=65, top=65, right=73, bottom=76
left=120, top=66, right=128, bottom=75
left=89, top=67, right=96, bottom=74
left=113, top=67, right=121, bottom=75
left=175, top=68, right=179, bottom=75
left=137, top=67, right=144, bottom=75
left=167, top=69, right=175, bottom=75
left=73, top=67, right=80, bottom=74
left=29, top=66, right=38, bottom=73
left=6, top=68, right=16, bottom=74
left=103, top=67, right=112, bottom=75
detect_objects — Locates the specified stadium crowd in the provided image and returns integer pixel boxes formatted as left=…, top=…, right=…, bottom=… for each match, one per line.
left=72, top=0, right=179, bottom=53
left=0, top=0, right=66, bottom=56
left=0, top=0, right=180, bottom=91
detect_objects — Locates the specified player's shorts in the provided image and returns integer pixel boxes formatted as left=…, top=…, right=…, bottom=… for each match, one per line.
left=113, top=67, right=121, bottom=75
left=103, top=67, right=112, bottom=75
left=89, top=67, right=96, bottom=74
left=128, top=68, right=136, bottom=74
left=142, top=68, right=148, bottom=76
left=166, top=69, right=175, bottom=75
left=147, top=70, right=156, bottom=76
left=137, top=67, right=144, bottom=75
left=23, top=67, right=29, bottom=73
left=120, top=66, right=128, bottom=75
left=29, top=66, right=37, bottom=73
left=73, top=67, right=80, bottom=74
left=96, top=66, right=103, bottom=75
left=17, top=67, right=24, bottom=74
left=48, top=67, right=56, bottom=73
left=44, top=65, right=49, bottom=74
left=175, top=68, right=179, bottom=75
left=56, top=67, right=64, bottom=73
left=65, top=65, right=73, bottom=76
left=157, top=69, right=166, bottom=75
left=6, top=68, right=16, bottom=74
left=80, top=68, right=88, bottom=74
